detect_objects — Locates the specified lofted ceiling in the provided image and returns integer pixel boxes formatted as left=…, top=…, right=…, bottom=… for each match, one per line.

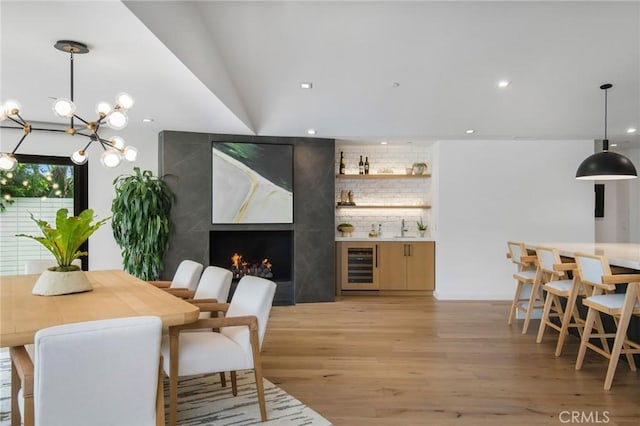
left=1, top=1, right=639, bottom=149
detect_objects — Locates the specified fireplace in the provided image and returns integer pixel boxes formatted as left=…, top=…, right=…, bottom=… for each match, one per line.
left=209, top=230, right=294, bottom=305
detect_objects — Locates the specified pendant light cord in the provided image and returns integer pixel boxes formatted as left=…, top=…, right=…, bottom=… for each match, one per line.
left=602, top=85, right=609, bottom=151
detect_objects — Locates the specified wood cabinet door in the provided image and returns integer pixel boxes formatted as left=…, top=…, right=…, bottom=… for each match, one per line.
left=406, top=242, right=435, bottom=290
left=378, top=242, right=407, bottom=290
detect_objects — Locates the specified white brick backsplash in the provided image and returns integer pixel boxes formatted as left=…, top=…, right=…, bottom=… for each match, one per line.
left=335, top=144, right=433, bottom=236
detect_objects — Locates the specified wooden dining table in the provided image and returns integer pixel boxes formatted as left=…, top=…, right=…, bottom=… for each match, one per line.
left=0, top=269, right=200, bottom=348
left=524, top=242, right=640, bottom=271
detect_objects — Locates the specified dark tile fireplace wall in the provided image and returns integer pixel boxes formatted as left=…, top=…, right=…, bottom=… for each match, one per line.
left=158, top=131, right=336, bottom=304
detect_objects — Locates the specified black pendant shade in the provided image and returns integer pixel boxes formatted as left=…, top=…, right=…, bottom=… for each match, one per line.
left=575, top=83, right=638, bottom=180
left=576, top=146, right=638, bottom=180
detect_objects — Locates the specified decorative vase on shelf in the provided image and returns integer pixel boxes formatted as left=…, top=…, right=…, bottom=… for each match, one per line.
left=337, top=223, right=355, bottom=237
left=412, top=162, right=428, bottom=175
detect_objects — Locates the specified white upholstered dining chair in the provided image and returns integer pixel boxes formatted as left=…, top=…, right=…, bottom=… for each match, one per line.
left=574, top=252, right=640, bottom=389
left=163, top=265, right=233, bottom=312
left=24, top=259, right=81, bottom=274
left=162, top=275, right=277, bottom=426
left=148, top=259, right=203, bottom=292
left=10, top=316, right=164, bottom=426
left=507, top=241, right=543, bottom=334
left=534, top=246, right=585, bottom=356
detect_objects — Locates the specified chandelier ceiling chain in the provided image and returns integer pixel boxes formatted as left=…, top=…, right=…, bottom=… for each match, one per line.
left=0, top=40, right=138, bottom=171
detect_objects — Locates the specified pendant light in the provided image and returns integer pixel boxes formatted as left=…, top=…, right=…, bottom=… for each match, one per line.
left=576, top=84, right=637, bottom=180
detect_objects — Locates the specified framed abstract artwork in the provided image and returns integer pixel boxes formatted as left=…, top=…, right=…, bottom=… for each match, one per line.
left=211, top=142, right=293, bottom=224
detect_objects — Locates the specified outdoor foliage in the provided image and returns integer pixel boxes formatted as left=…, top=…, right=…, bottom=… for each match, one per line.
left=0, top=163, right=73, bottom=212
left=16, top=208, right=109, bottom=271
left=111, top=167, right=175, bottom=280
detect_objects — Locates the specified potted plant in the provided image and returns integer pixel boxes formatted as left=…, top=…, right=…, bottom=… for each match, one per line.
left=111, top=167, right=175, bottom=280
left=17, top=208, right=109, bottom=295
left=417, top=217, right=428, bottom=237
left=337, top=222, right=355, bottom=237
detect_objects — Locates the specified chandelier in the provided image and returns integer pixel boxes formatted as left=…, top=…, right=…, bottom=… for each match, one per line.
left=0, top=40, right=138, bottom=171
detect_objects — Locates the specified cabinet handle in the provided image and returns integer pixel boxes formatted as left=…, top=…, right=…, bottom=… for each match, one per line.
left=408, top=244, right=412, bottom=257
left=375, top=244, right=378, bottom=267
left=403, top=244, right=407, bottom=257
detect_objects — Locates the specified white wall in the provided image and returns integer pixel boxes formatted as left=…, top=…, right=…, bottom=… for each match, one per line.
left=433, top=139, right=594, bottom=300
left=0, top=124, right=160, bottom=271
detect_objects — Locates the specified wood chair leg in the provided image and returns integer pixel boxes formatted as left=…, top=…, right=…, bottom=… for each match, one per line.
left=156, top=357, right=165, bottom=426
left=231, top=371, right=238, bottom=396
left=556, top=289, right=579, bottom=357
left=250, top=328, right=267, bottom=422
left=219, top=371, right=227, bottom=387
left=603, top=283, right=639, bottom=390
left=169, top=333, right=180, bottom=426
left=536, top=292, right=554, bottom=343
left=508, top=282, right=524, bottom=325
left=522, top=281, right=541, bottom=334
left=576, top=307, right=598, bottom=370
left=611, top=316, right=637, bottom=372
left=11, top=357, right=21, bottom=426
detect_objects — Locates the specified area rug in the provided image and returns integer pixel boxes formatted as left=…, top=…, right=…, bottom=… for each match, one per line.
left=0, top=349, right=332, bottom=426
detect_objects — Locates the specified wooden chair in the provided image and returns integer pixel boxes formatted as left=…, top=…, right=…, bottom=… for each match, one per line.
left=574, top=252, right=640, bottom=389
left=162, top=275, right=276, bottom=426
left=163, top=265, right=232, bottom=311
left=10, top=316, right=164, bottom=426
left=148, top=259, right=203, bottom=291
left=507, top=241, right=543, bottom=334
left=534, top=246, right=586, bottom=356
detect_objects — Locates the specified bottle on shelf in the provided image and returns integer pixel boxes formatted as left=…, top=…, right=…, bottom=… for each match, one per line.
left=339, top=152, right=346, bottom=175
left=358, top=155, right=364, bottom=175
left=364, top=156, right=370, bottom=174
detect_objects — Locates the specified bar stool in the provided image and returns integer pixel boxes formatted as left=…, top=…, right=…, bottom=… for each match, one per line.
left=507, top=241, right=543, bottom=334
left=534, top=246, right=585, bottom=356
left=574, top=253, right=640, bottom=389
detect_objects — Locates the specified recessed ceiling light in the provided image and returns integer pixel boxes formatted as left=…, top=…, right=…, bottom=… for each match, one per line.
left=307, top=129, right=317, bottom=135
left=465, top=129, right=475, bottom=134
left=142, top=118, right=154, bottom=123
left=300, top=82, right=313, bottom=89
left=497, top=80, right=511, bottom=88
left=392, top=82, right=400, bottom=88
left=380, top=141, right=388, bottom=145
left=627, top=127, right=637, bottom=133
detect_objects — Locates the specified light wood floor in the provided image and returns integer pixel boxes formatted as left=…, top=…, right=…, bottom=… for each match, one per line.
left=261, top=295, right=640, bottom=426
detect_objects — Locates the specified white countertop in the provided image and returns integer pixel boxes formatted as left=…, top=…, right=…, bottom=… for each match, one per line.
left=336, top=235, right=436, bottom=242
left=526, top=242, right=640, bottom=271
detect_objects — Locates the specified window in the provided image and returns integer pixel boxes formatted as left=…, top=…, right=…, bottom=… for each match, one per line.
left=0, top=154, right=88, bottom=275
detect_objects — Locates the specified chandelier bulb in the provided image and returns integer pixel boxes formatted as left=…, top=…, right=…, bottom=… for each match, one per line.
left=114, top=93, right=134, bottom=110
left=2, top=100, right=22, bottom=117
left=52, top=98, right=76, bottom=118
left=109, top=136, right=125, bottom=150
left=70, top=150, right=88, bottom=165
left=106, top=110, right=128, bottom=130
left=0, top=153, right=18, bottom=171
left=101, top=150, right=122, bottom=168
left=123, top=146, right=138, bottom=162
left=96, top=101, right=112, bottom=117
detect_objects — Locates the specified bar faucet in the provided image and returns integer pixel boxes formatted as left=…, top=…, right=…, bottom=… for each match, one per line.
left=400, top=219, right=408, bottom=237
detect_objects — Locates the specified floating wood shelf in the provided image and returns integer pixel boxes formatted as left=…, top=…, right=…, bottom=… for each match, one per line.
left=336, top=174, right=430, bottom=179
left=336, top=204, right=431, bottom=209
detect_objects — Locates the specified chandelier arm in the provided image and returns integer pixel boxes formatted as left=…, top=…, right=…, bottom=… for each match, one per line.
left=7, top=115, right=26, bottom=126
left=72, top=114, right=90, bottom=125
left=97, top=136, right=124, bottom=153
left=9, top=132, right=30, bottom=155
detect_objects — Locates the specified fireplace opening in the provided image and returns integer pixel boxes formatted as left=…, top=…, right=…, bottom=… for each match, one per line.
left=210, top=230, right=293, bottom=282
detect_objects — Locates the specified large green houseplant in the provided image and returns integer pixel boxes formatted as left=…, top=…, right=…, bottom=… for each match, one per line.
left=17, top=208, right=109, bottom=295
left=111, top=167, right=175, bottom=280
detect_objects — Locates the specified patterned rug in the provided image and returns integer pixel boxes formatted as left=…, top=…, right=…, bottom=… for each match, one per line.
left=0, top=349, right=332, bottom=426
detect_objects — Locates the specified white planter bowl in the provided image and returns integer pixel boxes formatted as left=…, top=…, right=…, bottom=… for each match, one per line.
left=32, top=269, right=93, bottom=296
